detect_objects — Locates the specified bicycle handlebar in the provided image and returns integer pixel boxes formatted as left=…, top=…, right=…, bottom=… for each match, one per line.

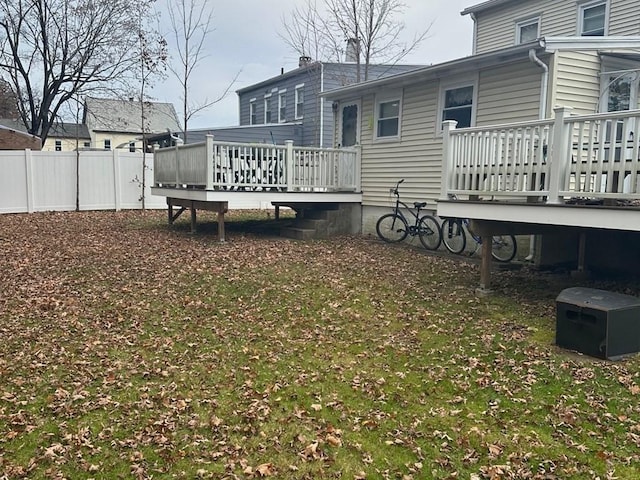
left=390, top=178, right=405, bottom=195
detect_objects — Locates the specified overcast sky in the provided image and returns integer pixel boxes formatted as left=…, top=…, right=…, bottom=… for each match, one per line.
left=152, top=0, right=476, bottom=129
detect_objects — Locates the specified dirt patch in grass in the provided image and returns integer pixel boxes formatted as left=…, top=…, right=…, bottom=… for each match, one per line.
left=1, top=210, right=640, bottom=479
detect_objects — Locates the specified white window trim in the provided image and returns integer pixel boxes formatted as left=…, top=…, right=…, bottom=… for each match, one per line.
left=373, top=90, right=403, bottom=142
left=437, top=75, right=479, bottom=134
left=295, top=83, right=305, bottom=120
left=104, top=138, right=111, bottom=150
left=578, top=0, right=609, bottom=36
left=278, top=89, right=287, bottom=123
left=264, top=93, right=272, bottom=124
left=249, top=98, right=257, bottom=125
left=515, top=15, right=541, bottom=45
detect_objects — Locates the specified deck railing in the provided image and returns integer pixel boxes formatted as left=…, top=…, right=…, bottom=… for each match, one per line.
left=442, top=106, right=640, bottom=203
left=154, top=136, right=360, bottom=193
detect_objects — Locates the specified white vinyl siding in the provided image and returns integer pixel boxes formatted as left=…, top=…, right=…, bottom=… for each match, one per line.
left=609, top=0, right=640, bottom=35
left=552, top=51, right=601, bottom=115
left=476, top=60, right=542, bottom=125
left=472, top=0, right=636, bottom=54
left=358, top=83, right=443, bottom=211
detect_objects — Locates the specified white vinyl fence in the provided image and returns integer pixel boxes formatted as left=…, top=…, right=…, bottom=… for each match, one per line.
left=0, top=149, right=165, bottom=214
left=0, top=149, right=272, bottom=214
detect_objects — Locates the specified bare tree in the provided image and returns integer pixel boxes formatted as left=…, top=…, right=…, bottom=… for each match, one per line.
left=134, top=10, right=167, bottom=210
left=0, top=0, right=157, bottom=142
left=167, top=0, right=236, bottom=142
left=281, top=0, right=430, bottom=81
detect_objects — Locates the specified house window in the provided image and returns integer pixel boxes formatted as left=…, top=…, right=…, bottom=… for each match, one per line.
left=129, top=142, right=136, bottom=152
left=55, top=140, right=62, bottom=151
left=295, top=84, right=304, bottom=119
left=580, top=1, right=607, bottom=36
left=104, top=139, right=111, bottom=150
left=278, top=90, right=287, bottom=123
left=375, top=92, right=402, bottom=140
left=249, top=99, right=257, bottom=125
left=441, top=84, right=475, bottom=129
left=516, top=16, right=540, bottom=44
left=83, top=141, right=90, bottom=148
left=264, top=94, right=272, bottom=123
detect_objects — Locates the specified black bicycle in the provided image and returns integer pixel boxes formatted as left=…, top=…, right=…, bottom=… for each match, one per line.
left=440, top=217, right=517, bottom=262
left=376, top=179, right=441, bottom=250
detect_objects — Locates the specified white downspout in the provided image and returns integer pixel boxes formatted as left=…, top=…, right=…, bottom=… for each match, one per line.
left=319, top=63, right=325, bottom=147
left=527, top=48, right=550, bottom=261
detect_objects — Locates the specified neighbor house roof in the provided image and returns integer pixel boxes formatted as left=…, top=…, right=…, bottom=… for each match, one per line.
left=235, top=61, right=424, bottom=95
left=83, top=97, right=181, bottom=134
left=48, top=122, right=91, bottom=139
left=0, top=118, right=28, bottom=132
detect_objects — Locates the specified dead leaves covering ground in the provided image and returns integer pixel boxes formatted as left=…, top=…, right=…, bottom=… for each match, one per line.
left=1, top=210, right=640, bottom=479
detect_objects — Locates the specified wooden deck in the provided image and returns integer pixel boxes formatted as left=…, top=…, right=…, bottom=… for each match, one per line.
left=151, top=137, right=362, bottom=240
left=437, top=107, right=640, bottom=292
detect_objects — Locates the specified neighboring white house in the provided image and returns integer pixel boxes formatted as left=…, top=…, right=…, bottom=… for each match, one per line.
left=83, top=97, right=181, bottom=152
left=42, top=122, right=92, bottom=152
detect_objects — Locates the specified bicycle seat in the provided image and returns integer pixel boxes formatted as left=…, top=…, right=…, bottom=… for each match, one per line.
left=413, top=202, right=427, bottom=209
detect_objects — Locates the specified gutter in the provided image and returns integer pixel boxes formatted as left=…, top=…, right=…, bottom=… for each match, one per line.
left=528, top=48, right=549, bottom=119
left=526, top=48, right=550, bottom=261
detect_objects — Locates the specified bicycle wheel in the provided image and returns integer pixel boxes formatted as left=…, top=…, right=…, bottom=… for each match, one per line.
left=491, top=234, right=517, bottom=262
left=441, top=218, right=466, bottom=254
left=376, top=213, right=408, bottom=243
left=418, top=215, right=441, bottom=250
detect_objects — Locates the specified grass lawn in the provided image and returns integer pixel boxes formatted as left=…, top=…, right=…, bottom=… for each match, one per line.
left=1, top=209, right=640, bottom=479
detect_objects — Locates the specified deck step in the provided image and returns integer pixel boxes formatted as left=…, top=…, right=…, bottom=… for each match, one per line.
left=281, top=227, right=316, bottom=240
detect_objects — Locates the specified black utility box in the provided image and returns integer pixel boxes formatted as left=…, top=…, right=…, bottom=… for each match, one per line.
left=556, top=287, right=640, bottom=360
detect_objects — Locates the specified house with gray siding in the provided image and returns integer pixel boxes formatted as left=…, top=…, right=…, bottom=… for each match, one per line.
left=322, top=0, right=640, bottom=276
left=235, top=59, right=422, bottom=147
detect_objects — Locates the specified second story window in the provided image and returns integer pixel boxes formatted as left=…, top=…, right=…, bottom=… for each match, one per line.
left=129, top=142, right=136, bottom=152
left=580, top=1, right=607, bottom=36
left=516, top=16, right=540, bottom=44
left=295, top=84, right=304, bottom=119
left=264, top=94, right=272, bottom=123
left=249, top=99, right=257, bottom=125
left=278, top=90, right=287, bottom=123
left=104, top=139, right=111, bottom=150
left=55, top=140, right=62, bottom=151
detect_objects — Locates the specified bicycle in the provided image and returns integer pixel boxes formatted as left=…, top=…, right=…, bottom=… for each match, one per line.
left=376, top=179, right=441, bottom=250
left=440, top=217, right=517, bottom=262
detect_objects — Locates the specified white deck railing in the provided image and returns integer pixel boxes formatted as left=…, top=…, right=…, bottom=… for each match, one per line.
left=154, top=136, right=360, bottom=193
left=441, top=106, right=640, bottom=203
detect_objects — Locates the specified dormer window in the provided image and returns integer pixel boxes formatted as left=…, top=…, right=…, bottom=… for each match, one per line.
left=580, top=1, right=607, bottom=36
left=516, top=16, right=540, bottom=44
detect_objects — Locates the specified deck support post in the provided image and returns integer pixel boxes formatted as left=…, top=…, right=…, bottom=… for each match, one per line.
left=571, top=231, right=590, bottom=279
left=190, top=201, right=197, bottom=233
left=217, top=211, right=226, bottom=242
left=275, top=205, right=280, bottom=220
left=167, top=199, right=186, bottom=225
left=477, top=235, right=493, bottom=297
